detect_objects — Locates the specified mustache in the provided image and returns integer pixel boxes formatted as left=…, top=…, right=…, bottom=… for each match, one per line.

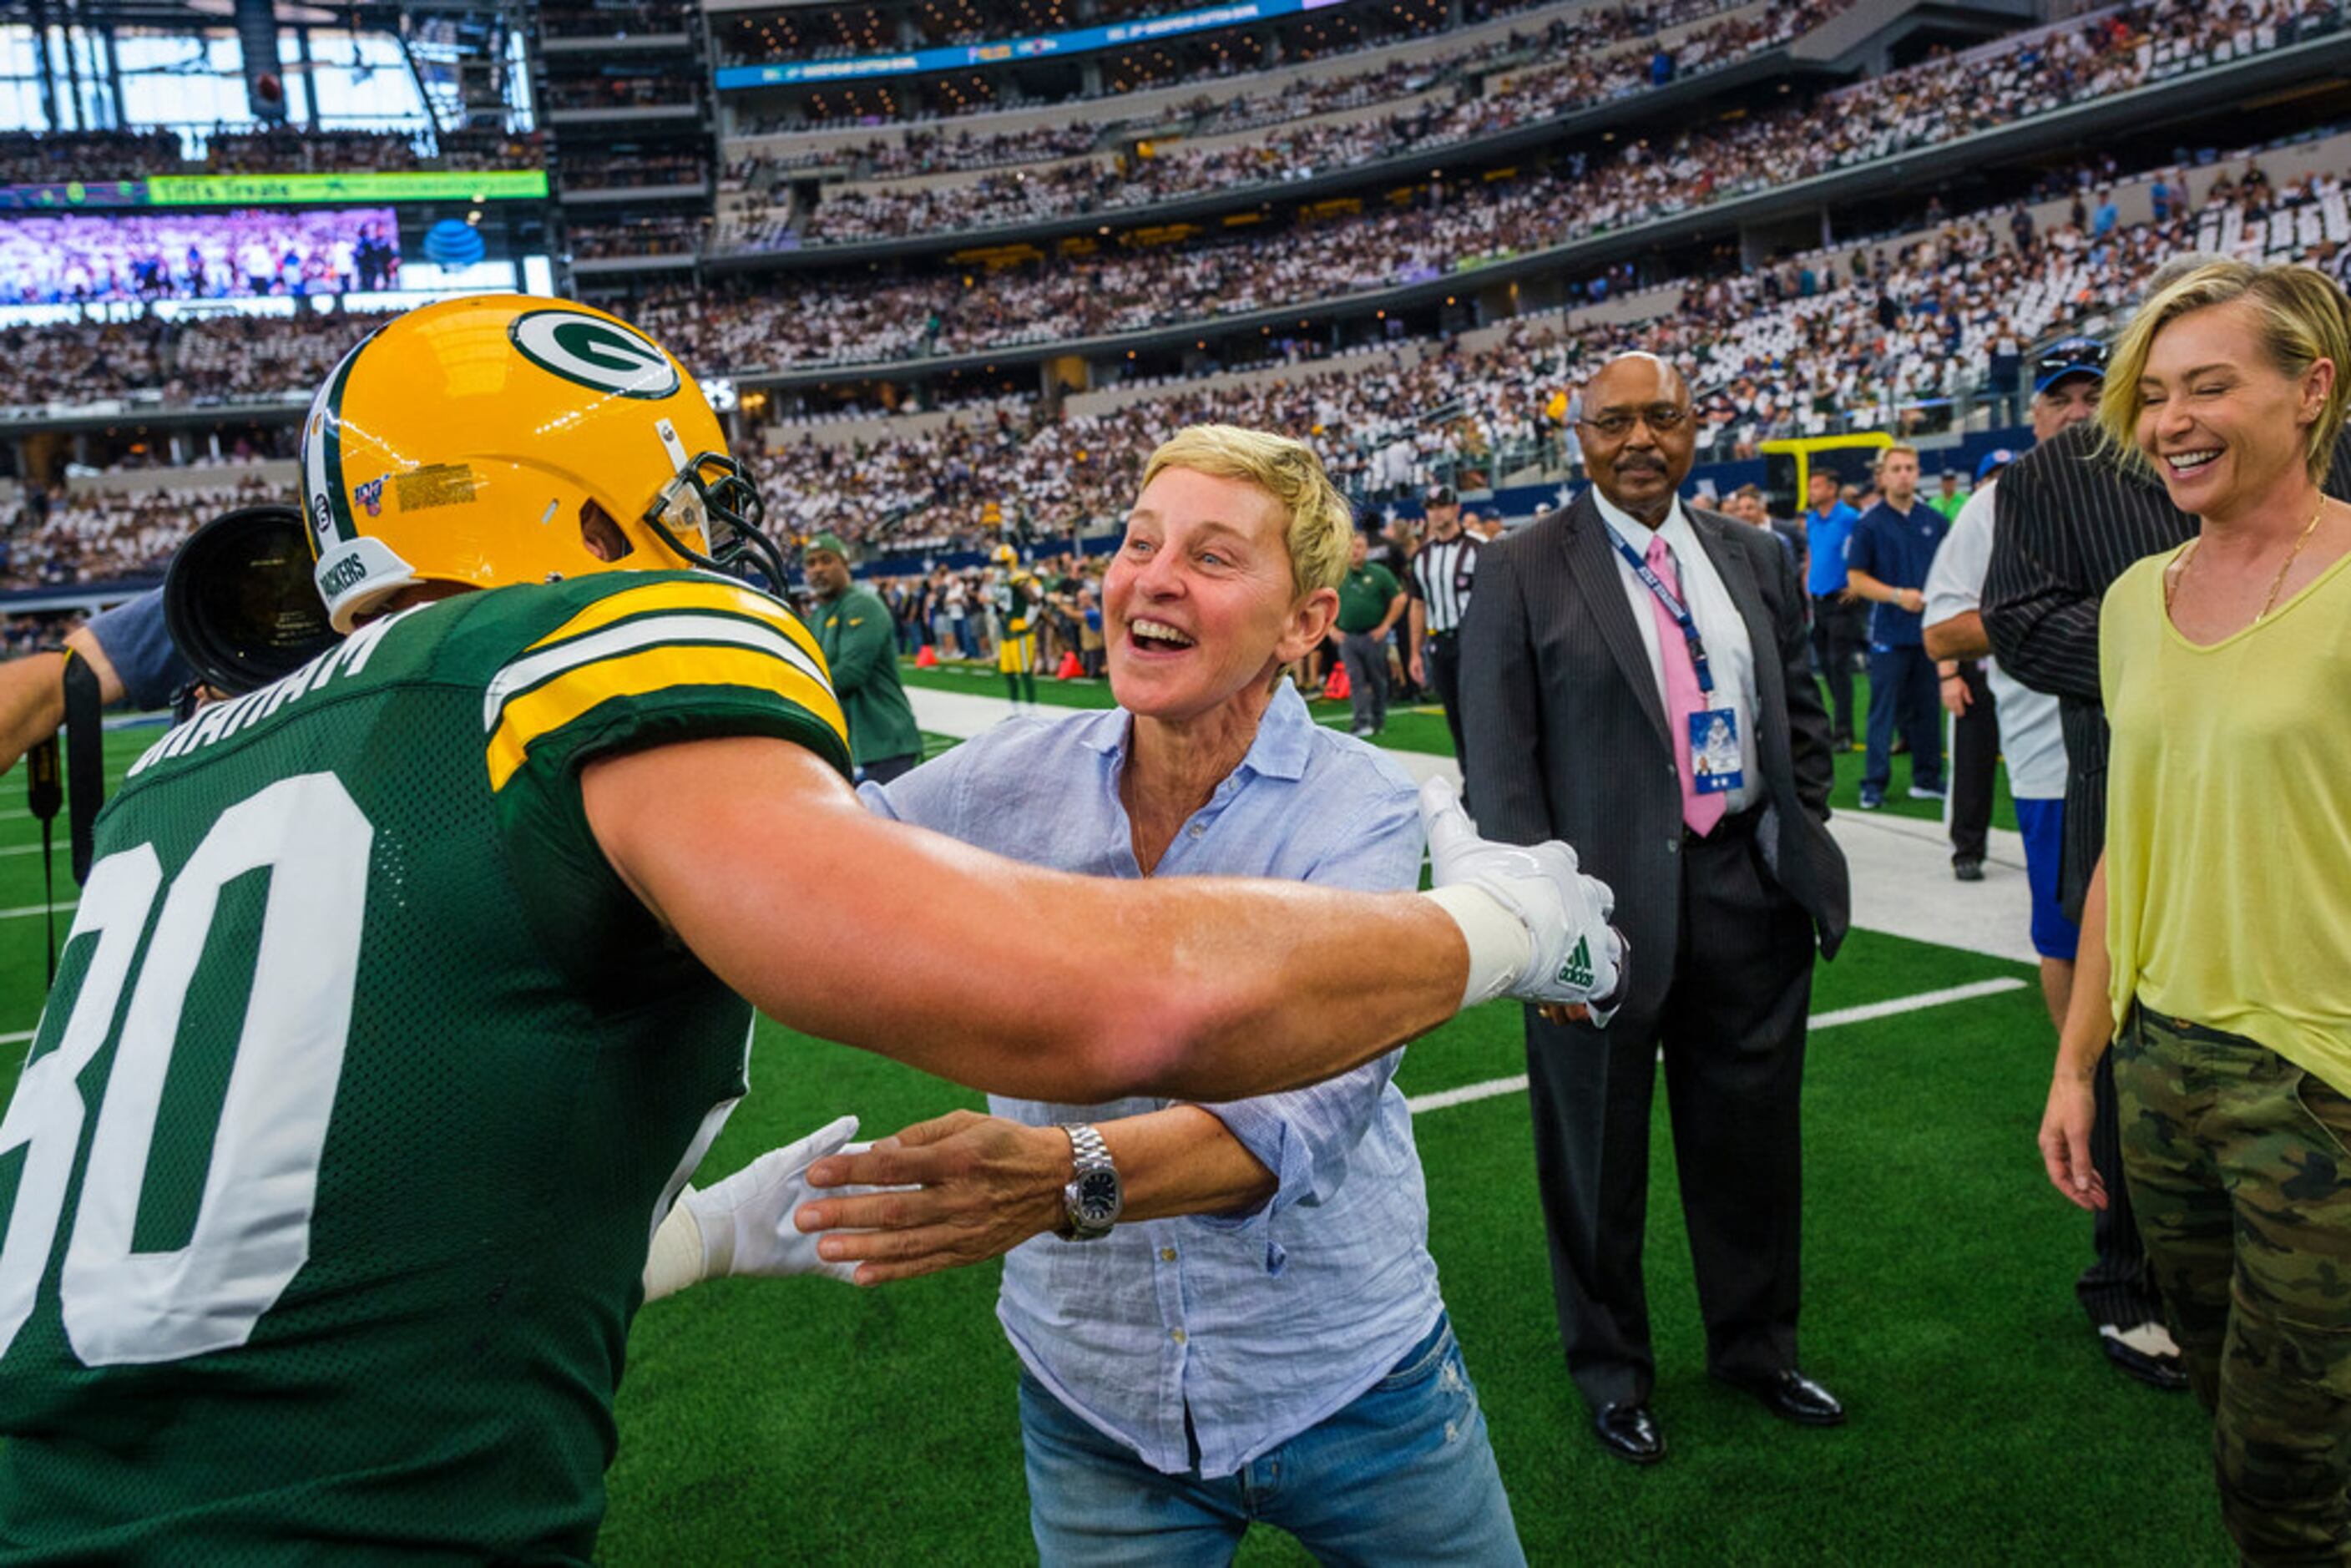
left=1614, top=455, right=1668, bottom=473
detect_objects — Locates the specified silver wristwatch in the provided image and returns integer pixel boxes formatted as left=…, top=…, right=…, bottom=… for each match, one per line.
left=1057, top=1123, right=1123, bottom=1241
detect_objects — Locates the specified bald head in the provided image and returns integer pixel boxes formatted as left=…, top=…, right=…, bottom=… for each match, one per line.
left=1579, top=353, right=1696, bottom=524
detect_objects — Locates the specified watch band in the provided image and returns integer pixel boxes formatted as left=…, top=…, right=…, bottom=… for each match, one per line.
left=1059, top=1122, right=1119, bottom=1241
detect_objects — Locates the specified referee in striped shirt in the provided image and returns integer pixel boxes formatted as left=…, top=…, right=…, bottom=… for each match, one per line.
left=1408, top=484, right=1480, bottom=808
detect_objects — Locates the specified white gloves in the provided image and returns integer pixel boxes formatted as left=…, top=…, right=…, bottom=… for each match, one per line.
left=1418, top=778, right=1626, bottom=1019
left=643, top=1115, right=869, bottom=1301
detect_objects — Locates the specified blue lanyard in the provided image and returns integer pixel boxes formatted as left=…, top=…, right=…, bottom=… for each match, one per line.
left=1603, top=524, right=1715, bottom=695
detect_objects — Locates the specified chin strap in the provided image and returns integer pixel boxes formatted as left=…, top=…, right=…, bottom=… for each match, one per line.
left=27, top=649, right=108, bottom=989
left=61, top=649, right=102, bottom=888
left=24, top=733, right=59, bottom=987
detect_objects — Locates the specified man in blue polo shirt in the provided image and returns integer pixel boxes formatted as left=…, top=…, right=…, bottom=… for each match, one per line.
left=1844, top=443, right=1947, bottom=809
left=1802, top=468, right=1863, bottom=751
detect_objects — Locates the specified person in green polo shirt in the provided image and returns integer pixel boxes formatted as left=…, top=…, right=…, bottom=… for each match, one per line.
left=806, top=532, right=924, bottom=783
left=1929, top=467, right=1968, bottom=521
left=1337, top=528, right=1406, bottom=738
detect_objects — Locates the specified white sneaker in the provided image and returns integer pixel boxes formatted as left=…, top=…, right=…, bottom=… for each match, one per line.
left=2100, top=1322, right=2190, bottom=1389
left=2104, top=1322, right=2181, bottom=1359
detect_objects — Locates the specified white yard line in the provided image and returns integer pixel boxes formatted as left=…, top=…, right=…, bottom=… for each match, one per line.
left=1401, top=976, right=2029, bottom=1115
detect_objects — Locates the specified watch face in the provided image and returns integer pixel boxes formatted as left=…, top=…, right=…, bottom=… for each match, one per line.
left=1075, top=1169, right=1121, bottom=1222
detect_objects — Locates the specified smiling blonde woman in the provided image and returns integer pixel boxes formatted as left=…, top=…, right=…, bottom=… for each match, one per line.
left=827, top=424, right=1542, bottom=1565
left=2038, top=260, right=2351, bottom=1563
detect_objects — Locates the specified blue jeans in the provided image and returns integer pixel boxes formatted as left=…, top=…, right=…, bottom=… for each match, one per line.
left=1863, top=642, right=1943, bottom=793
left=1017, top=1313, right=1524, bottom=1567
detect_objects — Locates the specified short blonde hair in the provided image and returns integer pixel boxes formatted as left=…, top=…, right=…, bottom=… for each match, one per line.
left=2100, top=260, right=2351, bottom=485
left=1875, top=443, right=1919, bottom=470
left=1139, top=423, right=1353, bottom=598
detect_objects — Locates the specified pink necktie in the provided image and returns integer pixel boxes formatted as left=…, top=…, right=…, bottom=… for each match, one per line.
left=1646, top=533, right=1726, bottom=837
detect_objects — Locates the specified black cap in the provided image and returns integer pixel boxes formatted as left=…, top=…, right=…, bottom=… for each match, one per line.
left=1426, top=484, right=1459, bottom=506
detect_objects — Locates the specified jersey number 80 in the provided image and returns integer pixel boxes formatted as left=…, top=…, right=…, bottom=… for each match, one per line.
left=0, top=772, right=371, bottom=1368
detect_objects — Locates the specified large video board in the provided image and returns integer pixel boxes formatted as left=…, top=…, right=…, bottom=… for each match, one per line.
left=0, top=207, right=401, bottom=304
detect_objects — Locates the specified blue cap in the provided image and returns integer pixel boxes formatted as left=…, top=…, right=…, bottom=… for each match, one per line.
left=1975, top=448, right=2018, bottom=483
left=2032, top=336, right=2109, bottom=395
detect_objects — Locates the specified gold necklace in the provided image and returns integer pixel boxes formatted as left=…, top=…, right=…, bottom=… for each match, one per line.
left=2165, top=498, right=2328, bottom=622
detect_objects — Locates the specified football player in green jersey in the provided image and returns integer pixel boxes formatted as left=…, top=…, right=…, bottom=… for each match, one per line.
left=0, top=295, right=1623, bottom=1563
left=990, top=541, right=1041, bottom=707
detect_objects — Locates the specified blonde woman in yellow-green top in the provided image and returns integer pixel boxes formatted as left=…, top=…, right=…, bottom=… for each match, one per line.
left=2037, top=260, right=2351, bottom=1565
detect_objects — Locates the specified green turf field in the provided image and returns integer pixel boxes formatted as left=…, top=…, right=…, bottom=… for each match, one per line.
left=0, top=721, right=2220, bottom=1564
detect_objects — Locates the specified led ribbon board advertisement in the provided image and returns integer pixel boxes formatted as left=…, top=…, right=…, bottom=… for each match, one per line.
left=715, top=0, right=1358, bottom=89
left=0, top=169, right=548, bottom=213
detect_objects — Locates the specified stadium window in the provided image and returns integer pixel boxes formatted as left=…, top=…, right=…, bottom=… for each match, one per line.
left=0, top=25, right=48, bottom=133
left=111, top=29, right=250, bottom=141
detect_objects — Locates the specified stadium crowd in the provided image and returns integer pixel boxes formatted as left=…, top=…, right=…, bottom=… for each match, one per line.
left=722, top=0, right=1636, bottom=133
left=539, top=1, right=691, bottom=39
left=1, top=305, right=382, bottom=411
left=0, top=126, right=540, bottom=181
left=657, top=166, right=2351, bottom=556
left=713, top=0, right=1754, bottom=225
left=197, top=125, right=542, bottom=174
left=0, top=475, right=280, bottom=590
left=786, top=0, right=1828, bottom=245
left=8, top=149, right=2345, bottom=543
left=736, top=0, right=1740, bottom=170
left=570, top=215, right=710, bottom=260
left=539, top=73, right=703, bottom=114
left=563, top=154, right=710, bottom=192
left=8, top=130, right=2343, bottom=427
left=690, top=0, right=2329, bottom=358
left=0, top=129, right=185, bottom=184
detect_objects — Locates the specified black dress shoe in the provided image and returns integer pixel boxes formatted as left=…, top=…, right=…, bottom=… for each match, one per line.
left=1954, top=857, right=1985, bottom=883
left=2102, top=1334, right=2190, bottom=1391
left=1714, top=1368, right=1847, bottom=1426
left=1592, top=1401, right=1666, bottom=1464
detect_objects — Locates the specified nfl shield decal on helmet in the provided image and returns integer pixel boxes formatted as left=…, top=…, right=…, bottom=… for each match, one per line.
left=354, top=476, right=387, bottom=518
left=508, top=309, right=682, bottom=401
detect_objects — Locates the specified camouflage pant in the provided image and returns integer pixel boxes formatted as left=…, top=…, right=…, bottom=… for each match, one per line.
left=2112, top=1009, right=2351, bottom=1566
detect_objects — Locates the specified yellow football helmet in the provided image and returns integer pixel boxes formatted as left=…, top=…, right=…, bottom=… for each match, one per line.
left=991, top=544, right=1019, bottom=567
left=298, top=293, right=782, bottom=632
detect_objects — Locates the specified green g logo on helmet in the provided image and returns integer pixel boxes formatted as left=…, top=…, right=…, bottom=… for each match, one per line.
left=508, top=309, right=681, bottom=400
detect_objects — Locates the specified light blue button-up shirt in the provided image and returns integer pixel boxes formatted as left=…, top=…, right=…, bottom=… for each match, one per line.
left=860, top=682, right=1444, bottom=1479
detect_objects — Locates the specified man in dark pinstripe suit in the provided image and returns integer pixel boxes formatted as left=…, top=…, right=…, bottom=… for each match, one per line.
left=1459, top=354, right=1850, bottom=1464
left=1984, top=405, right=2351, bottom=1390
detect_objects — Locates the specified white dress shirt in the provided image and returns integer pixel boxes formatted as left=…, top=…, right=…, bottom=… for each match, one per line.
left=1921, top=478, right=2068, bottom=800
left=1590, top=488, right=1762, bottom=813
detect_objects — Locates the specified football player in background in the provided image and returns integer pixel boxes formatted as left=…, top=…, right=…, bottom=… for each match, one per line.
left=991, top=541, right=1042, bottom=707
left=0, top=295, right=1621, bottom=1564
